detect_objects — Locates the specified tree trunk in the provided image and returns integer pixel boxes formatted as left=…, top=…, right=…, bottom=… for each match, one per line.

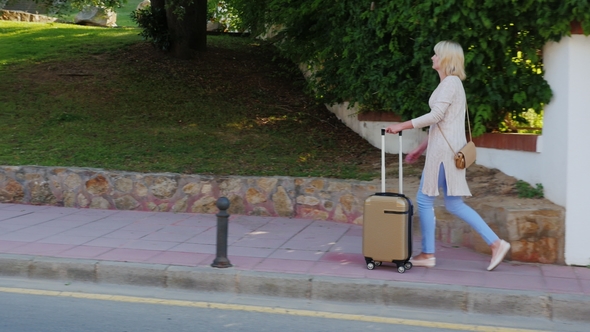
left=166, top=0, right=208, bottom=59
left=195, top=0, right=207, bottom=52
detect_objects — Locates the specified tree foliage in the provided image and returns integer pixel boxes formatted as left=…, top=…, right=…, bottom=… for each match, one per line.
left=227, top=0, right=590, bottom=135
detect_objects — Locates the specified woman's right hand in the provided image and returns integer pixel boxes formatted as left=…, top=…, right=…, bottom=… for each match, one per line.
left=405, top=150, right=422, bottom=164
left=405, top=136, right=428, bottom=164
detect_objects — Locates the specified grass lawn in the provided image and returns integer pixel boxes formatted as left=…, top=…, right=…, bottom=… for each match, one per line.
left=0, top=21, right=423, bottom=180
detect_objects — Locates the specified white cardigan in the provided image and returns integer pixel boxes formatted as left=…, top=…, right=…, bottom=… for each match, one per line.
left=411, top=76, right=471, bottom=197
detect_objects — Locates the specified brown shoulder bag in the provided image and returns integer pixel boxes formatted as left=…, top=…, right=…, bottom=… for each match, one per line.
left=438, top=106, right=476, bottom=170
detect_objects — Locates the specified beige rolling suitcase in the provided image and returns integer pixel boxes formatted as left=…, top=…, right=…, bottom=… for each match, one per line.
left=363, top=130, right=414, bottom=273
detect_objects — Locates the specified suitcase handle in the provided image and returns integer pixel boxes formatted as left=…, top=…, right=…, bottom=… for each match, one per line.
left=374, top=192, right=406, bottom=198
left=380, top=129, right=403, bottom=194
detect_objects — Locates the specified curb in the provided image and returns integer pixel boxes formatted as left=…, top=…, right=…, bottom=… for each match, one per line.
left=0, top=254, right=588, bottom=323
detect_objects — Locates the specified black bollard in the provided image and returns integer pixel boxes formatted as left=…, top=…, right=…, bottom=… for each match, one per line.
left=211, top=197, right=232, bottom=268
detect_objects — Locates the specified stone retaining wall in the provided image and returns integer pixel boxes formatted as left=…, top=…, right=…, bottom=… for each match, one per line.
left=0, top=166, right=565, bottom=264
left=1, top=10, right=57, bottom=23
left=0, top=166, right=375, bottom=224
left=435, top=202, right=565, bottom=264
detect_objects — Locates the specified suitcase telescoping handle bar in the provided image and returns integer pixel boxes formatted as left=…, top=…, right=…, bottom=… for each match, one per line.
left=380, top=129, right=403, bottom=194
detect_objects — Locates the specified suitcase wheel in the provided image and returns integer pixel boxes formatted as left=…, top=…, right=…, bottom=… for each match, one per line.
left=366, top=261, right=382, bottom=270
left=404, top=262, right=413, bottom=270
left=397, top=266, right=406, bottom=273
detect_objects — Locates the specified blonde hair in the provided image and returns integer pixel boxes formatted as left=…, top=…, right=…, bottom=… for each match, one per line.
left=434, top=41, right=466, bottom=80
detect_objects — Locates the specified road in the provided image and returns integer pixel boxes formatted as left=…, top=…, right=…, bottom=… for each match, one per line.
left=0, top=278, right=585, bottom=332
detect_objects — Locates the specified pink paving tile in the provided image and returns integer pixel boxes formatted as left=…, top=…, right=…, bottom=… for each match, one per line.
left=344, top=227, right=363, bottom=237
left=55, top=228, right=115, bottom=237
left=174, top=218, right=217, bottom=227
left=435, top=247, right=489, bottom=262
left=254, top=258, right=315, bottom=274
left=141, top=231, right=198, bottom=242
left=241, top=216, right=304, bottom=227
left=37, top=235, right=97, bottom=245
left=0, top=240, right=27, bottom=251
left=232, top=237, right=288, bottom=249
left=69, top=209, right=120, bottom=217
left=34, top=219, right=91, bottom=228
left=328, top=236, right=361, bottom=253
left=309, top=220, right=353, bottom=230
left=139, top=214, right=189, bottom=224
left=78, top=221, right=132, bottom=230
left=320, top=252, right=365, bottom=265
left=58, top=246, right=115, bottom=259
left=544, top=277, right=584, bottom=294
left=484, top=273, right=546, bottom=292
left=255, top=221, right=307, bottom=230
left=7, top=243, right=75, bottom=256
left=224, top=256, right=265, bottom=270
left=308, top=261, right=366, bottom=278
left=269, top=249, right=325, bottom=261
left=497, top=263, right=543, bottom=276
left=0, top=211, right=40, bottom=221
left=47, top=215, right=101, bottom=222
left=242, top=230, right=300, bottom=240
left=0, top=205, right=51, bottom=212
left=120, top=240, right=180, bottom=251
left=0, top=223, right=30, bottom=231
left=301, top=228, right=349, bottom=239
left=434, top=257, right=488, bottom=273
left=226, top=246, right=274, bottom=258
left=118, top=223, right=166, bottom=232
left=169, top=243, right=216, bottom=254
left=0, top=218, right=48, bottom=226
left=143, top=251, right=211, bottom=266
left=228, top=221, right=262, bottom=231
left=84, top=237, right=131, bottom=248
left=106, top=210, right=155, bottom=218
left=573, top=266, right=590, bottom=280
left=0, top=231, right=51, bottom=242
left=420, top=269, right=486, bottom=287
left=541, top=265, right=578, bottom=279
left=186, top=234, right=241, bottom=245
left=580, top=279, right=590, bottom=295
left=160, top=225, right=211, bottom=234
left=280, top=239, right=336, bottom=251
left=95, top=248, right=162, bottom=262
left=4, top=225, right=66, bottom=235
left=102, top=229, right=157, bottom=240
left=186, top=230, right=217, bottom=244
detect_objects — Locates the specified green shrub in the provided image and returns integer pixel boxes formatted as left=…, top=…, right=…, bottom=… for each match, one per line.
left=228, top=0, right=590, bottom=135
left=515, top=180, right=544, bottom=199
left=131, top=6, right=170, bottom=51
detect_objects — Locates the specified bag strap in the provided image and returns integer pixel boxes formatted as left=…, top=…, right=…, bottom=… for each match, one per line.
left=437, top=104, right=472, bottom=155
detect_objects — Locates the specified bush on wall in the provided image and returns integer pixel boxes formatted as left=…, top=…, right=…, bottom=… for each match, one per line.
left=228, top=0, right=590, bottom=135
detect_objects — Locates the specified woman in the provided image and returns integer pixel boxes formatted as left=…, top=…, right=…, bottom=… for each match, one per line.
left=385, top=40, right=510, bottom=271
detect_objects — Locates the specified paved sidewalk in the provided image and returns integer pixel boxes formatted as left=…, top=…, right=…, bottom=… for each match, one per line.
left=0, top=203, right=589, bottom=323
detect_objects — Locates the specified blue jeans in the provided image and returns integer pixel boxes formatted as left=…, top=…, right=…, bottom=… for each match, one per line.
left=416, top=163, right=499, bottom=254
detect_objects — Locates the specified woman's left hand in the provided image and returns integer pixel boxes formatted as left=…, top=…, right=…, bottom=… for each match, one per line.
left=385, top=123, right=405, bottom=134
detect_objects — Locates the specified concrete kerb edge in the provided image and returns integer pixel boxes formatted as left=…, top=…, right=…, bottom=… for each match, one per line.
left=0, top=254, right=589, bottom=322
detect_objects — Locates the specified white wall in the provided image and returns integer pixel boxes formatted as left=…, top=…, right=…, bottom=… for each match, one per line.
left=553, top=35, right=590, bottom=266
left=326, top=103, right=428, bottom=154
left=476, top=148, right=545, bottom=188
left=540, top=42, right=570, bottom=208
